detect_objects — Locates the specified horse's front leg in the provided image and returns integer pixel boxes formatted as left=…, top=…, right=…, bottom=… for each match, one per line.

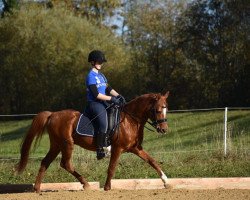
left=104, top=147, right=122, bottom=191
left=131, top=147, right=169, bottom=188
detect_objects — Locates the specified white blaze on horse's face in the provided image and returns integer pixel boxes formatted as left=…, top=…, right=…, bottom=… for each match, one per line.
left=162, top=105, right=167, bottom=118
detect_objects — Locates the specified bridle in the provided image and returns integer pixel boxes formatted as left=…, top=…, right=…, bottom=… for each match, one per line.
left=147, top=106, right=168, bottom=130
left=122, top=103, right=168, bottom=132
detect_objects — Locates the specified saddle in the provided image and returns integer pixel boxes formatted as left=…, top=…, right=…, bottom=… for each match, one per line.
left=76, top=105, right=121, bottom=143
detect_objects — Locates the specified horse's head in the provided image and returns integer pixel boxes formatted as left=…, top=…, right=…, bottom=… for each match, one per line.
left=149, top=91, right=169, bottom=134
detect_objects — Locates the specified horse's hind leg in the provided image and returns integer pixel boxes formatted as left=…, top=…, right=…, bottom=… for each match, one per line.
left=60, top=142, right=90, bottom=189
left=34, top=146, right=60, bottom=193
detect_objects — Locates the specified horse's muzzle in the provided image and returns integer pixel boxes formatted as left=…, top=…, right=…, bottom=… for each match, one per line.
left=157, top=127, right=167, bottom=134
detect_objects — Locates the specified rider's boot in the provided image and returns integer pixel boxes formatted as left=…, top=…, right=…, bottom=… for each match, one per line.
left=96, top=132, right=109, bottom=160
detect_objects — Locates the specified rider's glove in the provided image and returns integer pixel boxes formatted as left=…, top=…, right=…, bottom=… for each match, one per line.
left=117, top=95, right=126, bottom=105
left=110, top=96, right=121, bottom=106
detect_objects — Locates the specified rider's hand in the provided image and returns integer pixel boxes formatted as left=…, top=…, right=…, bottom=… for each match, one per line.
left=117, top=95, right=126, bottom=104
left=110, top=96, right=121, bottom=106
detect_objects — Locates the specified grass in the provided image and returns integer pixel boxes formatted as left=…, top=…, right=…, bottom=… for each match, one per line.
left=0, top=110, right=249, bottom=185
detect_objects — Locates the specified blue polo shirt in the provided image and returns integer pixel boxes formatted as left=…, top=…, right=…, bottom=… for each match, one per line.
left=86, top=70, right=107, bottom=101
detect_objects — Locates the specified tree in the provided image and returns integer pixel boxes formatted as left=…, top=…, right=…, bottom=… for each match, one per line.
left=177, top=0, right=250, bottom=107
left=47, top=0, right=122, bottom=29
left=0, top=4, right=131, bottom=114
left=123, top=0, right=249, bottom=108
left=123, top=1, right=195, bottom=108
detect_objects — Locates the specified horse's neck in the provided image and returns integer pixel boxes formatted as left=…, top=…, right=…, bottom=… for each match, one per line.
left=124, top=95, right=153, bottom=123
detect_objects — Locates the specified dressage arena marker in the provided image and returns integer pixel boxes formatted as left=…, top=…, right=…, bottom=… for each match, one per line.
left=0, top=178, right=249, bottom=193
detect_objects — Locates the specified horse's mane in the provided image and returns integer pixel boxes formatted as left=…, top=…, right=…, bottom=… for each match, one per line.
left=125, top=93, right=160, bottom=107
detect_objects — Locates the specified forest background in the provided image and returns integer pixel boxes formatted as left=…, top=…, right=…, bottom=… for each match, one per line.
left=0, top=0, right=249, bottom=114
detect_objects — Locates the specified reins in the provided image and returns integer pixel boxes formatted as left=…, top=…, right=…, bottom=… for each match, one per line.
left=122, top=106, right=166, bottom=132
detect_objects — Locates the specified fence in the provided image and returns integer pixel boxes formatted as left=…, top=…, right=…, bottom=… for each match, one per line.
left=168, top=107, right=250, bottom=157
left=0, top=107, right=250, bottom=160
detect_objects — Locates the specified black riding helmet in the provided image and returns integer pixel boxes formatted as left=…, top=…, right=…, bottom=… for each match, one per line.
left=88, top=50, right=107, bottom=63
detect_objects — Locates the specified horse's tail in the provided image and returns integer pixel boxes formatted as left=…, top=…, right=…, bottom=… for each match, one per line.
left=15, top=111, right=52, bottom=174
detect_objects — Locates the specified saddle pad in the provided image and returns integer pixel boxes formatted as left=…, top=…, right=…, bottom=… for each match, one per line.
left=76, top=114, right=95, bottom=137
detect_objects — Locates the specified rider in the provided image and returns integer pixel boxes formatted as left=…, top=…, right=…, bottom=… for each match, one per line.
left=85, top=50, right=125, bottom=160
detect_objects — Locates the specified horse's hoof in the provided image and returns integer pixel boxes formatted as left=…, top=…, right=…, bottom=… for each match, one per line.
left=164, top=183, right=172, bottom=190
left=33, top=188, right=41, bottom=193
left=83, top=183, right=91, bottom=190
left=33, top=185, right=40, bottom=193
left=104, top=185, right=111, bottom=191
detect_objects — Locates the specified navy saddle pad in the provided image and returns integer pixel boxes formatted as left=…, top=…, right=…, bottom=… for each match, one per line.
left=76, top=114, right=95, bottom=137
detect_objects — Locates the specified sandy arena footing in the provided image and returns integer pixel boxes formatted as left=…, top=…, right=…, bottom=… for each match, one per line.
left=0, top=177, right=249, bottom=193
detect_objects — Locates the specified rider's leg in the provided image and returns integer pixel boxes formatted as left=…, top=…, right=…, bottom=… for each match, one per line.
left=88, top=102, right=109, bottom=160
left=96, top=130, right=110, bottom=160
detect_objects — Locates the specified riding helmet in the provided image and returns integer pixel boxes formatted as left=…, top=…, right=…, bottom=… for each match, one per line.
left=88, top=50, right=107, bottom=63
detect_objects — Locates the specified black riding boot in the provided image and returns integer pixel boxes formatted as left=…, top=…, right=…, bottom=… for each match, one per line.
left=96, top=132, right=107, bottom=160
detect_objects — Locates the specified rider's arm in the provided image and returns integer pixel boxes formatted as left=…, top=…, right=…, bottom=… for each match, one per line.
left=110, top=89, right=119, bottom=97
left=89, top=84, right=112, bottom=101
left=97, top=93, right=112, bottom=101
left=106, top=85, right=119, bottom=97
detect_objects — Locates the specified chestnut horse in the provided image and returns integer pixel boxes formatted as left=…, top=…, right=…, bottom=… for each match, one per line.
left=15, top=91, right=170, bottom=192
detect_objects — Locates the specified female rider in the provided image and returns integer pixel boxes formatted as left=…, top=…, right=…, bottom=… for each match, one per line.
left=85, top=50, right=125, bottom=160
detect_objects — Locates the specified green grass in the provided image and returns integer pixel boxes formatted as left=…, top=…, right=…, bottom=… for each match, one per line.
left=0, top=110, right=249, bottom=185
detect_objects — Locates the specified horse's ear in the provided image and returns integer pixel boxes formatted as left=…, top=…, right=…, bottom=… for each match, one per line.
left=152, top=94, right=160, bottom=101
left=162, top=91, right=169, bottom=98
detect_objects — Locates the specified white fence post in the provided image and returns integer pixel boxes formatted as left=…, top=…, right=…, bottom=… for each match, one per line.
left=224, top=107, right=228, bottom=156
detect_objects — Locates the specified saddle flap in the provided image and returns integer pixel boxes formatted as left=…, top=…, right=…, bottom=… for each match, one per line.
left=76, top=114, right=95, bottom=136
left=108, top=106, right=120, bottom=133
left=76, top=106, right=121, bottom=138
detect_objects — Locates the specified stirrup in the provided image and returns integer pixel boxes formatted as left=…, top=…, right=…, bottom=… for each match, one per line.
left=96, top=147, right=110, bottom=160
left=96, top=152, right=106, bottom=160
